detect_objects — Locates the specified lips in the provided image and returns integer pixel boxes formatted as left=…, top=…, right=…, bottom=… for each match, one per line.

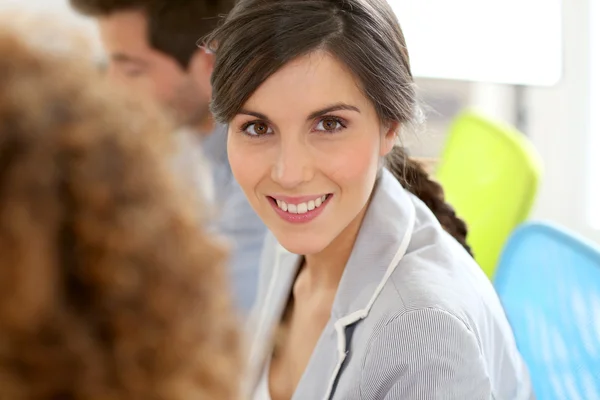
left=274, top=194, right=329, bottom=214
left=268, top=193, right=333, bottom=224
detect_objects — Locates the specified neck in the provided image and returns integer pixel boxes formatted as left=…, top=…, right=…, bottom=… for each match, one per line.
left=298, top=203, right=369, bottom=294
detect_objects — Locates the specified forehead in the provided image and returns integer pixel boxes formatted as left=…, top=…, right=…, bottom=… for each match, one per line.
left=243, top=51, right=374, bottom=117
left=97, top=10, right=151, bottom=56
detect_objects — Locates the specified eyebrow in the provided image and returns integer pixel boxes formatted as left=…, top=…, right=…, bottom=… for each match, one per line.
left=238, top=103, right=361, bottom=122
left=306, top=103, right=360, bottom=120
left=110, top=53, right=148, bottom=66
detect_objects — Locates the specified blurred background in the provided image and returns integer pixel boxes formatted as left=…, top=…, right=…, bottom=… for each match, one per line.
left=2, top=0, right=589, bottom=241
left=1, top=0, right=598, bottom=397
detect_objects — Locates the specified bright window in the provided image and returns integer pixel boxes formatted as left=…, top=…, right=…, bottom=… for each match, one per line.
left=588, top=0, right=600, bottom=228
left=388, top=0, right=562, bottom=86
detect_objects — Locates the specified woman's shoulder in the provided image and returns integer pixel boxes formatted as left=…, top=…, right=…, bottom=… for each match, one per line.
left=379, top=213, right=505, bottom=337
left=353, top=211, right=530, bottom=399
left=382, top=192, right=502, bottom=324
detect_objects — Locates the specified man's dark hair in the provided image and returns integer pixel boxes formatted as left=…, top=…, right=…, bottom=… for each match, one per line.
left=70, top=0, right=235, bottom=69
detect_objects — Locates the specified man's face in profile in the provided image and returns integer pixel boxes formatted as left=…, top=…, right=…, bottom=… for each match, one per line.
left=97, top=10, right=209, bottom=127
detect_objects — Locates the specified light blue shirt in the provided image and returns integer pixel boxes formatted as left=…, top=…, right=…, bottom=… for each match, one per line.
left=246, top=168, right=533, bottom=399
left=201, top=125, right=267, bottom=313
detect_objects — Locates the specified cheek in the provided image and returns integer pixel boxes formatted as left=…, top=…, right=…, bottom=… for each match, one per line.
left=111, top=72, right=162, bottom=104
left=321, top=136, right=380, bottom=193
left=227, top=137, right=265, bottom=198
left=151, top=72, right=179, bottom=103
left=106, top=68, right=145, bottom=92
left=150, top=61, right=188, bottom=104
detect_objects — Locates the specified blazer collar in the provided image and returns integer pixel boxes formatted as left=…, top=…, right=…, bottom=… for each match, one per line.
left=245, top=169, right=416, bottom=394
left=330, top=168, right=416, bottom=319
left=258, top=168, right=416, bottom=321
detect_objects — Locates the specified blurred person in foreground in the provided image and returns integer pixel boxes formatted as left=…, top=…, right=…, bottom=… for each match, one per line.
left=69, top=0, right=267, bottom=313
left=0, top=24, right=240, bottom=399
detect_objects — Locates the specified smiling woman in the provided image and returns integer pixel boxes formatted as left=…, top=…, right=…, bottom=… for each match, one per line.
left=206, top=0, right=534, bottom=399
left=227, top=52, right=388, bottom=256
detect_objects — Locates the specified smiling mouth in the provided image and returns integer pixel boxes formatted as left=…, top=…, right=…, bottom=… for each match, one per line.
left=269, top=194, right=331, bottom=214
left=267, top=194, right=333, bottom=224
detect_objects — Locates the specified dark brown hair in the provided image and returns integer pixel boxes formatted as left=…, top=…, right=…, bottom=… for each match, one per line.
left=69, top=0, right=236, bottom=69
left=207, top=0, right=472, bottom=255
left=0, top=26, right=240, bottom=399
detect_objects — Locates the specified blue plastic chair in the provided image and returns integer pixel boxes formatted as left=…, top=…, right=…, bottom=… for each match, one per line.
left=494, top=222, right=600, bottom=400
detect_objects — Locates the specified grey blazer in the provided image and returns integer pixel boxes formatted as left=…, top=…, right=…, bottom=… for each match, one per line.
left=245, top=169, right=533, bottom=400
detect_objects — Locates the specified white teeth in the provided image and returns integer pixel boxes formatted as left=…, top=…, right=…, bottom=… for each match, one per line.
left=274, top=195, right=329, bottom=214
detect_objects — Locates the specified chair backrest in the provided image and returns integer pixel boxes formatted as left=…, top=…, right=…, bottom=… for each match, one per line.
left=435, top=110, right=542, bottom=278
left=494, top=222, right=600, bottom=400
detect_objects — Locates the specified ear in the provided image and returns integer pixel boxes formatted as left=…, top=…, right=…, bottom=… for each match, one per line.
left=188, top=47, right=215, bottom=81
left=380, top=121, right=399, bottom=157
left=188, top=47, right=215, bottom=95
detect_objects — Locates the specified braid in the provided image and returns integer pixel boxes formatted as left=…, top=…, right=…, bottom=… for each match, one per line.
left=384, top=146, right=473, bottom=257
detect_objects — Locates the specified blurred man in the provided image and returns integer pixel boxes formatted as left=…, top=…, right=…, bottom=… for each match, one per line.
left=70, top=0, right=266, bottom=313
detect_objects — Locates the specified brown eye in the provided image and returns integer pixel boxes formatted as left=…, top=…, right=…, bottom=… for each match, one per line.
left=253, top=122, right=269, bottom=134
left=323, top=118, right=338, bottom=131
left=316, top=117, right=344, bottom=132
left=243, top=121, right=273, bottom=136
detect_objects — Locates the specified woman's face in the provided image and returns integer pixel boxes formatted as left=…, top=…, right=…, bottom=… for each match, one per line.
left=228, top=51, right=396, bottom=255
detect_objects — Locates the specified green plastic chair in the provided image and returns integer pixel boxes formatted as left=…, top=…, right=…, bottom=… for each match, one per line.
left=435, top=110, right=543, bottom=279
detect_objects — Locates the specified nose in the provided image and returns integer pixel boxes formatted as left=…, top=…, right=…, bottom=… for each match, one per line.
left=271, top=135, right=314, bottom=189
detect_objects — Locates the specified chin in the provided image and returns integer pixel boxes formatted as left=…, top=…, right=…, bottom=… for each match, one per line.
left=273, top=230, right=330, bottom=256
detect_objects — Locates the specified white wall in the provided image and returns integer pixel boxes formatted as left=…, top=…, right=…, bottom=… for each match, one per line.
left=391, top=0, right=562, bottom=86
left=526, top=0, right=597, bottom=242
left=590, top=0, right=600, bottom=229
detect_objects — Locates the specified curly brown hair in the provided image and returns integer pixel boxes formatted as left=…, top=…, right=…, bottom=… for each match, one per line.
left=0, top=25, right=240, bottom=400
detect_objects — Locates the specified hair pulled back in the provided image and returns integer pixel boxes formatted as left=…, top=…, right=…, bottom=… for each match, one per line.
left=208, top=0, right=471, bottom=255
